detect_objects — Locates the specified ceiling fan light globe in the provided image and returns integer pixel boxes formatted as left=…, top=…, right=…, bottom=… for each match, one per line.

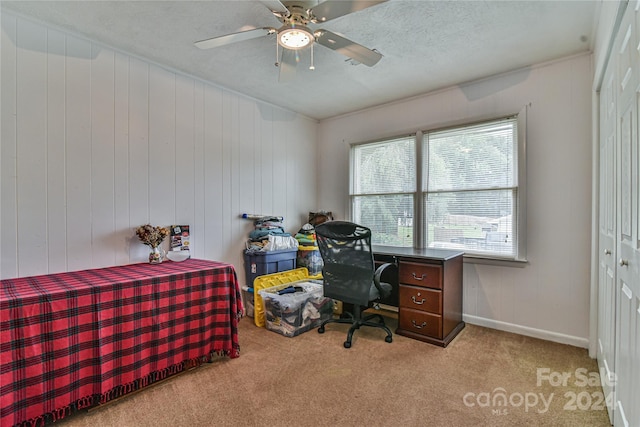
left=278, top=26, right=314, bottom=50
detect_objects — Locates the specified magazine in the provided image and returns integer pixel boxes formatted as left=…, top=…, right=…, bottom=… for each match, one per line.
left=170, top=225, right=190, bottom=251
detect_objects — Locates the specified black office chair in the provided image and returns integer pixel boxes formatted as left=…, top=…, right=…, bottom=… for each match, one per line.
left=315, top=221, right=393, bottom=348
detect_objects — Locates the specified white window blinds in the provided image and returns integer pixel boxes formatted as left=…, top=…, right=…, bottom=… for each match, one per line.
left=424, top=118, right=518, bottom=257
left=350, top=115, right=524, bottom=260
left=351, top=137, right=415, bottom=247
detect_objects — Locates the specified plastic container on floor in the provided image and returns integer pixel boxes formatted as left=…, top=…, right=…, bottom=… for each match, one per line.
left=243, top=248, right=297, bottom=289
left=241, top=286, right=254, bottom=318
left=296, top=245, right=323, bottom=276
left=258, top=281, right=333, bottom=337
left=252, top=267, right=312, bottom=327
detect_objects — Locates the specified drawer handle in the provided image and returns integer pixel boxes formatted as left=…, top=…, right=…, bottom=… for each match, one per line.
left=411, top=320, right=427, bottom=329
left=411, top=296, right=426, bottom=305
left=411, top=272, right=427, bottom=281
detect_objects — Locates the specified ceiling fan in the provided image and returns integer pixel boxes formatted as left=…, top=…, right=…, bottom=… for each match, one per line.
left=194, top=0, right=387, bottom=81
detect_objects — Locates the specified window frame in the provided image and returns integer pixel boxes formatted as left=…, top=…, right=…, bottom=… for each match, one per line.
left=349, top=111, right=528, bottom=264
left=349, top=134, right=417, bottom=248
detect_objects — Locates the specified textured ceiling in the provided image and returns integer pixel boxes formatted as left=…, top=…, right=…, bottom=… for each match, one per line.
left=2, top=0, right=597, bottom=120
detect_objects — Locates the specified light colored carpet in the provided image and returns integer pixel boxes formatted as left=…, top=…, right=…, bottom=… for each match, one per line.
left=58, top=315, right=611, bottom=427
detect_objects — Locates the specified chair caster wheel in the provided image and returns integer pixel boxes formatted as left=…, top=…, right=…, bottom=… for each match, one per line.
left=385, top=336, right=393, bottom=343
left=343, top=341, right=351, bottom=349
left=318, top=327, right=325, bottom=334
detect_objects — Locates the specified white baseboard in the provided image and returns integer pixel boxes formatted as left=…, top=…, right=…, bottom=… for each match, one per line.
left=463, top=314, right=589, bottom=349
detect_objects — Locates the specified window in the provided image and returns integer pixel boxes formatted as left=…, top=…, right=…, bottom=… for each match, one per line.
left=350, top=115, right=526, bottom=261
left=351, top=137, right=415, bottom=247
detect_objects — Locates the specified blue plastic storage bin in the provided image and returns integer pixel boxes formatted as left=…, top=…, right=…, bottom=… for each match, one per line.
left=243, top=248, right=297, bottom=288
left=296, top=246, right=323, bottom=276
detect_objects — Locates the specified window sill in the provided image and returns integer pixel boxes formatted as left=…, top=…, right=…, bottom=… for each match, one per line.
left=462, top=255, right=528, bottom=268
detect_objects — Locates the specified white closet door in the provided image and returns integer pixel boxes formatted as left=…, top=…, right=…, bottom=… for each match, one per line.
left=614, top=3, right=640, bottom=427
left=598, top=50, right=618, bottom=425
left=598, top=3, right=640, bottom=426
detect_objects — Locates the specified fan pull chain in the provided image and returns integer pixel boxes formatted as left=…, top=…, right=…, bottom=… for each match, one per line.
left=309, top=44, right=315, bottom=70
left=275, top=38, right=279, bottom=67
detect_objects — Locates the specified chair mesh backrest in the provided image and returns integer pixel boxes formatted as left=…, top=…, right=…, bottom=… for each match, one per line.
left=315, top=221, right=375, bottom=307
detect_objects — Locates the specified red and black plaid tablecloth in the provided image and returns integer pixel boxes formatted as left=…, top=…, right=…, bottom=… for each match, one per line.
left=0, top=258, right=243, bottom=427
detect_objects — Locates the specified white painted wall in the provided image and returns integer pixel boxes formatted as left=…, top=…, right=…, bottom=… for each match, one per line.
left=1, top=12, right=317, bottom=280
left=317, top=53, right=593, bottom=347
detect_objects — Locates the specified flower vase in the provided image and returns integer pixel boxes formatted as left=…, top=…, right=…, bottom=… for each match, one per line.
left=149, top=246, right=163, bottom=264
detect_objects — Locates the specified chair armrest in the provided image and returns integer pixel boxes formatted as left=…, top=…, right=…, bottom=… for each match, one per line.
left=373, top=262, right=393, bottom=297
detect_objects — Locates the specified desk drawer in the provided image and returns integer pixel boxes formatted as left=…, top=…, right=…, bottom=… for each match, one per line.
left=398, top=262, right=442, bottom=289
left=399, top=308, right=442, bottom=339
left=398, top=285, right=441, bottom=314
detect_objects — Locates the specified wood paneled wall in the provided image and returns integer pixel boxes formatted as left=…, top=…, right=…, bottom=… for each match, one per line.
left=1, top=13, right=317, bottom=279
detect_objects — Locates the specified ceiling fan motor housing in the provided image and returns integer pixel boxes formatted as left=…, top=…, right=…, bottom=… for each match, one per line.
left=276, top=4, right=315, bottom=50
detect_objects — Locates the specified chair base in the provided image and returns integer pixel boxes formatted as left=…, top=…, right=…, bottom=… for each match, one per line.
left=318, top=307, right=393, bottom=348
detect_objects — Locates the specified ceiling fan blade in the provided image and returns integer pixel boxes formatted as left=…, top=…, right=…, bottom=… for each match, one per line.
left=315, top=30, right=382, bottom=67
left=260, top=0, right=289, bottom=15
left=278, top=48, right=298, bottom=82
left=310, top=0, right=387, bottom=22
left=195, top=27, right=274, bottom=50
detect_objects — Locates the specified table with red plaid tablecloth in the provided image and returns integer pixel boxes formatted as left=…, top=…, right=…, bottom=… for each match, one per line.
left=0, top=258, right=243, bottom=427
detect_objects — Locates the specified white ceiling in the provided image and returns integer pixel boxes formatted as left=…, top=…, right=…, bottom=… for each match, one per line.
left=2, top=0, right=598, bottom=120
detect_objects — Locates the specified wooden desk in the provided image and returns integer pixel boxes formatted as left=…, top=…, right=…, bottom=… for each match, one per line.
left=373, top=246, right=464, bottom=347
left=0, top=259, right=242, bottom=427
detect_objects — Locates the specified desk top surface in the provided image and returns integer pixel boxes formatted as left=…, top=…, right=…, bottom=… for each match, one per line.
left=372, top=245, right=464, bottom=261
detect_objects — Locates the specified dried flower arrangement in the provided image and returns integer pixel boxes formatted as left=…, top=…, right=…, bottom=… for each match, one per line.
left=135, top=224, right=169, bottom=248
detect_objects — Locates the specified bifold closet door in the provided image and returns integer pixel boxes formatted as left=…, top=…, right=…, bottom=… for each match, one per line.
left=597, top=8, right=631, bottom=423
left=597, top=3, right=640, bottom=426
left=597, top=48, right=617, bottom=425
left=614, top=1, right=640, bottom=426
left=612, top=4, right=640, bottom=427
